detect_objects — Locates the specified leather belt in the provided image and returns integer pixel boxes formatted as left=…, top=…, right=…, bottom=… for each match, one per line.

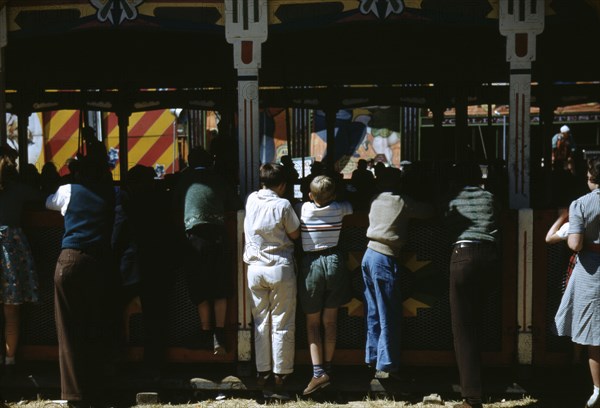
left=454, top=240, right=494, bottom=249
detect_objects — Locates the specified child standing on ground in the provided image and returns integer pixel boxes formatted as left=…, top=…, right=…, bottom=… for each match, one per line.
left=295, top=175, right=353, bottom=395
left=243, top=163, right=301, bottom=393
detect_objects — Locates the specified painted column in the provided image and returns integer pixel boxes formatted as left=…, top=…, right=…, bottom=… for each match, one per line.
left=225, top=0, right=268, bottom=199
left=499, top=0, right=544, bottom=366
left=225, top=0, right=268, bottom=365
left=499, top=0, right=544, bottom=209
left=0, top=5, right=7, bottom=146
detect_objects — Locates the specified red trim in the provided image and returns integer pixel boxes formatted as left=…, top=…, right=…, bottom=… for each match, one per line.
left=514, top=92, right=519, bottom=194
left=250, top=98, right=254, bottom=189
left=521, top=93, right=526, bottom=194
left=244, top=99, right=248, bottom=188
left=522, top=229, right=528, bottom=330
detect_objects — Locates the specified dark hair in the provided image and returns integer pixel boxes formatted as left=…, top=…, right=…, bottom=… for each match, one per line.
left=260, top=163, right=286, bottom=188
left=452, top=161, right=482, bottom=187
left=377, top=167, right=401, bottom=191
left=188, top=146, right=214, bottom=168
left=0, top=146, right=18, bottom=190
left=588, top=158, right=600, bottom=184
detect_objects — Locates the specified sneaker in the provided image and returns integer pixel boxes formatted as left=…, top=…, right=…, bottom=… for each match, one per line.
left=303, top=373, right=330, bottom=395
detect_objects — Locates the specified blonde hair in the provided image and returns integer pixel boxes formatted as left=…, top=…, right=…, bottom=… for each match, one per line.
left=310, top=175, right=336, bottom=204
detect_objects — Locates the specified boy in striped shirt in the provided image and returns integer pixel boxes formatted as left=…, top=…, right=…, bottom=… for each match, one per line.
left=295, top=175, right=353, bottom=395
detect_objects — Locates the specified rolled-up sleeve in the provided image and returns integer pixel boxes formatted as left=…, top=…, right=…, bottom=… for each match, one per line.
left=45, top=184, right=71, bottom=216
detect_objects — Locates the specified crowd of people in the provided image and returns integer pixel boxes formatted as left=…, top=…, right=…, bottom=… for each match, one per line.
left=1, top=121, right=599, bottom=408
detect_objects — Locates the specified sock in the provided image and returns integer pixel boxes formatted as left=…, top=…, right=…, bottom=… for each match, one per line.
left=324, top=361, right=333, bottom=375
left=587, top=385, right=600, bottom=407
left=313, top=364, right=325, bottom=378
left=4, top=356, right=15, bottom=365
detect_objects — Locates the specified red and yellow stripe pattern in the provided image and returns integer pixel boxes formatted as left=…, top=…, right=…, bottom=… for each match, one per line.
left=105, top=109, right=178, bottom=180
left=41, top=109, right=178, bottom=179
left=42, top=110, right=81, bottom=176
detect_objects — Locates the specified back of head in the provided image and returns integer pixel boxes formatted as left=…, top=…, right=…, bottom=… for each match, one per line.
left=310, top=175, right=336, bottom=204
left=560, top=125, right=570, bottom=134
left=0, top=146, right=19, bottom=190
left=377, top=167, right=401, bottom=191
left=452, top=161, right=483, bottom=187
left=357, top=159, right=367, bottom=170
left=260, top=163, right=286, bottom=188
left=127, top=164, right=156, bottom=187
left=588, top=158, right=600, bottom=184
left=188, top=146, right=214, bottom=168
left=280, top=155, right=292, bottom=166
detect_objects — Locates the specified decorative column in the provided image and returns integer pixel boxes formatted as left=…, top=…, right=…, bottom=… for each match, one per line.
left=225, top=0, right=268, bottom=367
left=0, top=5, right=7, bottom=146
left=499, top=0, right=544, bottom=367
left=225, top=0, right=268, bottom=199
left=117, top=111, right=130, bottom=183
left=499, top=0, right=544, bottom=209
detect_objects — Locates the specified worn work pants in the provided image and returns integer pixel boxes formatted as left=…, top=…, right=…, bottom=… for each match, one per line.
left=54, top=248, right=113, bottom=402
left=450, top=241, right=498, bottom=401
left=247, top=263, right=296, bottom=375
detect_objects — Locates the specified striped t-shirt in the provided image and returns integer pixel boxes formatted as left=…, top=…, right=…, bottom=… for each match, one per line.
left=296, top=200, right=353, bottom=252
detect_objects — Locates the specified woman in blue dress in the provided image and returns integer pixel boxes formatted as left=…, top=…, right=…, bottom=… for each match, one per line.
left=555, top=157, right=600, bottom=408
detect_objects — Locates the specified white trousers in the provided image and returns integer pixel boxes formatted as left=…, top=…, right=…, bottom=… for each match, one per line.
left=247, top=263, right=297, bottom=375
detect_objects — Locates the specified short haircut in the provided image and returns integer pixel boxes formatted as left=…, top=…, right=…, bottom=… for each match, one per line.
left=588, top=158, right=600, bottom=184
left=310, top=175, right=336, bottom=204
left=260, top=163, right=286, bottom=188
left=188, top=146, right=214, bottom=168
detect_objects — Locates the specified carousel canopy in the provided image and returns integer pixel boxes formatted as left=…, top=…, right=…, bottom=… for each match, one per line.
left=1, top=0, right=599, bottom=110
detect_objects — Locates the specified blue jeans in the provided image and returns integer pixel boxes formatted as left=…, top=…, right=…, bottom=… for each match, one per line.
left=361, top=248, right=401, bottom=372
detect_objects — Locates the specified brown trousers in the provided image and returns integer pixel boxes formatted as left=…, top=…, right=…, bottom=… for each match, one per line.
left=54, top=248, right=114, bottom=402
left=449, top=241, right=499, bottom=401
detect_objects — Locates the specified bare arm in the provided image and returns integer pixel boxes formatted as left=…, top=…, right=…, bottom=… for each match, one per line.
left=545, top=210, right=569, bottom=244
left=287, top=227, right=300, bottom=241
left=568, top=233, right=584, bottom=252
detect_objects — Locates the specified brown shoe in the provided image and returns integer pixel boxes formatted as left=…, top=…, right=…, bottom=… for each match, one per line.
left=274, top=373, right=287, bottom=387
left=256, top=371, right=271, bottom=386
left=303, top=373, right=330, bottom=395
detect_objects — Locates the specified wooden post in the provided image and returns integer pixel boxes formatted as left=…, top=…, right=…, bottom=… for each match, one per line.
left=17, top=111, right=30, bottom=168
left=0, top=5, right=7, bottom=146
left=225, top=0, right=268, bottom=200
left=500, top=0, right=544, bottom=366
left=117, top=111, right=130, bottom=183
left=225, top=0, right=268, bottom=365
left=499, top=0, right=544, bottom=210
left=325, top=106, right=336, bottom=174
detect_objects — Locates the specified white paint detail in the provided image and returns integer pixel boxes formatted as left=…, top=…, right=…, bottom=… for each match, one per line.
left=517, top=208, right=533, bottom=365
left=237, top=210, right=252, bottom=362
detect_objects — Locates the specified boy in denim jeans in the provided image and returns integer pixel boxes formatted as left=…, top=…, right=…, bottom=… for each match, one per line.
left=361, top=167, right=433, bottom=379
left=295, top=175, right=353, bottom=395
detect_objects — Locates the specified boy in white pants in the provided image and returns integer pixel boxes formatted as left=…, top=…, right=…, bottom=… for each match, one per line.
left=243, top=163, right=300, bottom=391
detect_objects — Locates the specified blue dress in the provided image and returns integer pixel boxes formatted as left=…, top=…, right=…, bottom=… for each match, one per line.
left=555, top=188, right=600, bottom=346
